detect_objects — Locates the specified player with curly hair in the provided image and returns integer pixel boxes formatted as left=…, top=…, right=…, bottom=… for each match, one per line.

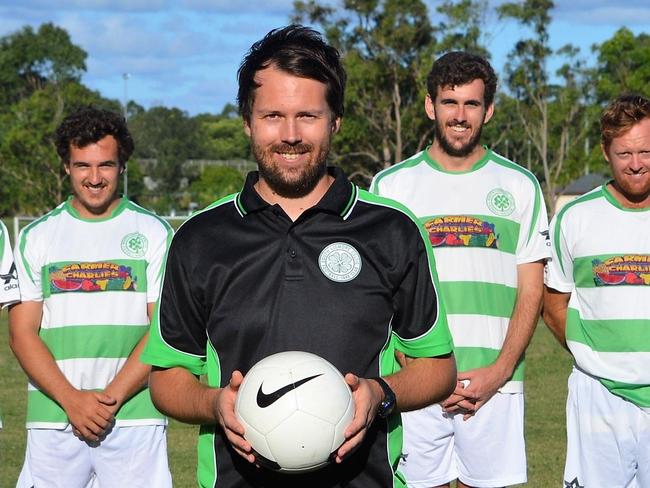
left=10, top=106, right=173, bottom=487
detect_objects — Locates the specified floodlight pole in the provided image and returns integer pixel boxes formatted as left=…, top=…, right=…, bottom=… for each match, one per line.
left=122, top=72, right=130, bottom=197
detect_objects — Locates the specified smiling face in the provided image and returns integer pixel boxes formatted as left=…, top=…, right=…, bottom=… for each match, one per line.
left=244, top=65, right=340, bottom=199
left=65, top=135, right=123, bottom=219
left=426, top=78, right=493, bottom=165
left=603, top=117, right=650, bottom=208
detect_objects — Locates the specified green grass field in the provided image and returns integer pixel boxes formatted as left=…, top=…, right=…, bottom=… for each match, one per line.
left=0, top=310, right=572, bottom=487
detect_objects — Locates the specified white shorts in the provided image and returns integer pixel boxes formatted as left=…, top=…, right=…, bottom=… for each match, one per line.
left=16, top=425, right=172, bottom=488
left=399, top=393, right=526, bottom=488
left=565, top=367, right=650, bottom=488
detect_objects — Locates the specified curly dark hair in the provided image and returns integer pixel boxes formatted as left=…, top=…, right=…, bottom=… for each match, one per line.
left=237, top=24, right=346, bottom=123
left=427, top=51, right=497, bottom=107
left=601, top=94, right=650, bottom=151
left=55, top=106, right=134, bottom=165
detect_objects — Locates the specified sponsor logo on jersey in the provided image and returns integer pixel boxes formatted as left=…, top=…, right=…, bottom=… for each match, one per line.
left=592, top=255, right=650, bottom=286
left=121, top=232, right=148, bottom=258
left=486, top=188, right=515, bottom=216
left=1, top=262, right=18, bottom=292
left=539, top=229, right=551, bottom=246
left=424, top=216, right=499, bottom=249
left=48, top=262, right=137, bottom=293
left=319, top=242, right=362, bottom=282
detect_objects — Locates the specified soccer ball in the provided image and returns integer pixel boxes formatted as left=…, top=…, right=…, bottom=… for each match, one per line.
left=235, top=351, right=355, bottom=473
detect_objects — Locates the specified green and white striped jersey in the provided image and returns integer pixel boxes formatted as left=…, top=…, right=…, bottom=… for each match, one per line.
left=546, top=183, right=650, bottom=409
left=1, top=219, right=20, bottom=306
left=371, top=148, right=550, bottom=392
left=15, top=197, right=173, bottom=428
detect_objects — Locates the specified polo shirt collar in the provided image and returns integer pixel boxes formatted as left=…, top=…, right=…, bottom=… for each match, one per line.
left=236, top=166, right=357, bottom=218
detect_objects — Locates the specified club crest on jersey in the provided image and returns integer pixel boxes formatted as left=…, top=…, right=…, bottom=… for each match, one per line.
left=592, top=255, right=650, bottom=286
left=121, top=232, right=148, bottom=258
left=318, top=242, right=362, bottom=282
left=486, top=188, right=515, bottom=216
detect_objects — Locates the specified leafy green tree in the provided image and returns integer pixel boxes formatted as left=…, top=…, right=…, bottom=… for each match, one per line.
left=0, top=23, right=86, bottom=107
left=435, top=0, right=490, bottom=58
left=195, top=107, right=250, bottom=160
left=593, top=27, right=650, bottom=103
left=128, top=106, right=209, bottom=213
left=188, top=166, right=245, bottom=209
left=498, top=0, right=596, bottom=211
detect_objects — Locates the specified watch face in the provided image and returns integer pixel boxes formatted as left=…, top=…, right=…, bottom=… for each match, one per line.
left=372, top=377, right=396, bottom=418
left=380, top=399, right=394, bottom=417
left=378, top=393, right=396, bottom=418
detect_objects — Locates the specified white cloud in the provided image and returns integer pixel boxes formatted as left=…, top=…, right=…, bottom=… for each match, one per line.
left=1, top=0, right=167, bottom=12
left=554, top=6, right=650, bottom=26
left=179, top=0, right=294, bottom=15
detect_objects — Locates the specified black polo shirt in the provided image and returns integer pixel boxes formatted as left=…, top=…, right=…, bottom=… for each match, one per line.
left=143, top=167, right=453, bottom=488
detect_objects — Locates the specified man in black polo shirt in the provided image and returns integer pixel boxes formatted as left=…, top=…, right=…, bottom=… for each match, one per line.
left=142, top=25, right=456, bottom=488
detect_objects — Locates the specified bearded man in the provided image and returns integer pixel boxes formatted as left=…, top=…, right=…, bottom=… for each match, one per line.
left=371, top=51, right=550, bottom=488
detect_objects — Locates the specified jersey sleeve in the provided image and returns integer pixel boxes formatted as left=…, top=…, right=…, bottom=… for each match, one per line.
left=0, top=221, right=20, bottom=306
left=545, top=211, right=574, bottom=293
left=14, top=225, right=44, bottom=302
left=145, top=221, right=173, bottom=303
left=141, top=231, right=208, bottom=375
left=369, top=172, right=394, bottom=199
left=389, top=208, right=453, bottom=359
left=515, top=176, right=551, bottom=264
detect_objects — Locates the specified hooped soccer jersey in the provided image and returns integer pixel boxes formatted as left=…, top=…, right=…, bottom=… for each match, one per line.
left=371, top=148, right=550, bottom=392
left=546, top=183, right=650, bottom=409
left=15, top=197, right=173, bottom=428
left=1, top=219, right=20, bottom=306
left=1, top=219, right=20, bottom=429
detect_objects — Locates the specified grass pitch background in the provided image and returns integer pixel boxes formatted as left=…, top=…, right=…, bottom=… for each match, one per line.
left=0, top=310, right=572, bottom=487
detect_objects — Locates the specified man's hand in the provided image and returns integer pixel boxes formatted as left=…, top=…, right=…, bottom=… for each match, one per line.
left=442, top=363, right=509, bottom=420
left=334, top=373, right=383, bottom=463
left=60, top=389, right=116, bottom=441
left=215, top=371, right=254, bottom=463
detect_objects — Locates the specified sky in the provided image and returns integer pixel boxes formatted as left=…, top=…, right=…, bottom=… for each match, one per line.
left=0, top=1, right=648, bottom=116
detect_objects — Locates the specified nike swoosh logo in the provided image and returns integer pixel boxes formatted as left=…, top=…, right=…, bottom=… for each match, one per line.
left=256, top=374, right=323, bottom=408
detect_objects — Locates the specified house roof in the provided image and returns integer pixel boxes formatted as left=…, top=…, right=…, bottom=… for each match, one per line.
left=562, top=173, right=608, bottom=194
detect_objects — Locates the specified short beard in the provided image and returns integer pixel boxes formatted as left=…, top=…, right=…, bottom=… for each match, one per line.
left=434, top=120, right=484, bottom=158
left=254, top=141, right=330, bottom=199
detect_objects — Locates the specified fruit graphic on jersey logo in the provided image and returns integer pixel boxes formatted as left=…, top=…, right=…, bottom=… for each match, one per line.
left=48, top=261, right=138, bottom=293
left=592, top=255, right=650, bottom=286
left=424, top=215, right=499, bottom=249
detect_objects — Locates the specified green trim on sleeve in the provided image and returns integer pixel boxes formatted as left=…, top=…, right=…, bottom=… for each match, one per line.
left=488, top=151, right=545, bottom=245
left=552, top=187, right=604, bottom=276
left=18, top=203, right=67, bottom=284
left=370, top=151, right=428, bottom=193
left=141, top=307, right=207, bottom=376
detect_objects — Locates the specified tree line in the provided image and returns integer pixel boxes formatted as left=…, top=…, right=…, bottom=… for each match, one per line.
left=1, top=0, right=649, bottom=217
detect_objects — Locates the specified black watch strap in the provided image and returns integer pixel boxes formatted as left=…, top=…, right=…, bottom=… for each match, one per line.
left=370, top=376, right=396, bottom=419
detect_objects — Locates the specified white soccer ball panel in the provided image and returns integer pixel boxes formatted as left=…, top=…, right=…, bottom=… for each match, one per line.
left=294, top=360, right=352, bottom=424
left=239, top=419, right=276, bottom=462
left=332, top=395, right=355, bottom=451
left=254, top=350, right=323, bottom=368
left=236, top=366, right=298, bottom=434
left=266, top=411, right=335, bottom=470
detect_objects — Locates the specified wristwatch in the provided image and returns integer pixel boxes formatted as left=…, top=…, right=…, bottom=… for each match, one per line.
left=370, top=377, right=396, bottom=418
